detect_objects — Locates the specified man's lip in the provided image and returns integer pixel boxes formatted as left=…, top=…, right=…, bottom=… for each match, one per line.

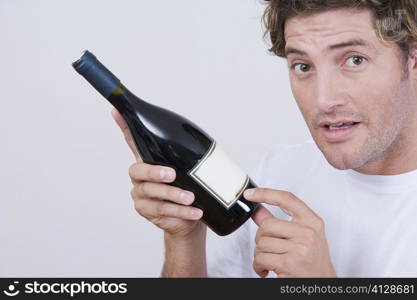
left=319, top=122, right=361, bottom=142
left=318, top=120, right=361, bottom=127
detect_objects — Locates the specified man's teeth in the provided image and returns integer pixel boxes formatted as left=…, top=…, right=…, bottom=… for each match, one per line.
left=328, top=122, right=355, bottom=130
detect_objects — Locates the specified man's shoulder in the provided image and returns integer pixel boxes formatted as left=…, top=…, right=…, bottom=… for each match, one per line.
left=254, top=139, right=326, bottom=189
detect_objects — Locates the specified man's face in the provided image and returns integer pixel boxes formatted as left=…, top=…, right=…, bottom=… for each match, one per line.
left=284, top=9, right=417, bottom=173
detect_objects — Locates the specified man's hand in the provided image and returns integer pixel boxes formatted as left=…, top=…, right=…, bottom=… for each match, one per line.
left=112, top=108, right=205, bottom=239
left=244, top=188, right=336, bottom=278
left=112, top=108, right=207, bottom=277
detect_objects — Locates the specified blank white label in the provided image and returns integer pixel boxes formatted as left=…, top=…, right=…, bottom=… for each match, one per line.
left=188, top=142, right=249, bottom=208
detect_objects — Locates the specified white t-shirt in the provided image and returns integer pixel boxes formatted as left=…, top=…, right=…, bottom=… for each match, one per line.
left=207, top=140, right=417, bottom=277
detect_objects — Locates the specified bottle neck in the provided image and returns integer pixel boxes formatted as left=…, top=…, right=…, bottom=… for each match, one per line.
left=73, top=51, right=149, bottom=111
left=107, top=84, right=148, bottom=111
left=73, top=51, right=121, bottom=98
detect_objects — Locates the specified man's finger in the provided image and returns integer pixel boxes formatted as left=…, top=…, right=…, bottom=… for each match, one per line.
left=256, top=236, right=292, bottom=254
left=251, top=204, right=273, bottom=227
left=255, top=217, right=305, bottom=242
left=253, top=252, right=283, bottom=278
left=136, top=198, right=203, bottom=221
left=129, top=162, right=176, bottom=183
left=244, top=188, right=317, bottom=224
left=132, top=182, right=194, bottom=205
left=111, top=108, right=142, bottom=161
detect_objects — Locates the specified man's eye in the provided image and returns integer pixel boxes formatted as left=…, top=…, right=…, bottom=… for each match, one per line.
left=345, top=56, right=367, bottom=67
left=293, top=63, right=311, bottom=74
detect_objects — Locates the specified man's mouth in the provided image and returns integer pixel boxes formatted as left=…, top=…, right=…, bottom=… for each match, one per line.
left=322, top=121, right=360, bottom=130
left=318, top=121, right=361, bottom=142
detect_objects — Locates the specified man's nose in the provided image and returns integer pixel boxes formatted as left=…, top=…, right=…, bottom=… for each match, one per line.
left=314, top=71, right=347, bottom=113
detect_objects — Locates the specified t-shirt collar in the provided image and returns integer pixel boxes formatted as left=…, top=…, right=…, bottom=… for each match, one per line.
left=344, top=167, right=417, bottom=194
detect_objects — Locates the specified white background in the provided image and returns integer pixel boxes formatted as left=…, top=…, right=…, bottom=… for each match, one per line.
left=0, top=0, right=310, bottom=276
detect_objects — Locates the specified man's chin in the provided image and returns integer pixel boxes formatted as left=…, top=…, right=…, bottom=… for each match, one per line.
left=312, top=133, right=371, bottom=170
left=322, top=151, right=367, bottom=170
left=316, top=140, right=367, bottom=170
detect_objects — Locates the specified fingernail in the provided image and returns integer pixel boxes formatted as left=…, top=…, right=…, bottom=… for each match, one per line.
left=244, top=189, right=255, bottom=199
left=160, top=168, right=175, bottom=180
left=180, top=191, right=194, bottom=203
left=191, top=208, right=203, bottom=219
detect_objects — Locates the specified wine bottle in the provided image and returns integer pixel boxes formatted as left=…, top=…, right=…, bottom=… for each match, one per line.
left=72, top=50, right=259, bottom=236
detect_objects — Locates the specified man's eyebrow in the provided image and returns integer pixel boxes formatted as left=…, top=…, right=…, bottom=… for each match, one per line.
left=284, top=38, right=374, bottom=58
left=284, top=47, right=307, bottom=57
left=329, top=38, right=372, bottom=50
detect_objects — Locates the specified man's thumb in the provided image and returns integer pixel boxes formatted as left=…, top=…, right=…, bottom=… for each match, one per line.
left=251, top=204, right=273, bottom=227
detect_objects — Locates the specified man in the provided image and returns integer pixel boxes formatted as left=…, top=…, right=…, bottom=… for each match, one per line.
left=112, top=0, right=417, bottom=277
